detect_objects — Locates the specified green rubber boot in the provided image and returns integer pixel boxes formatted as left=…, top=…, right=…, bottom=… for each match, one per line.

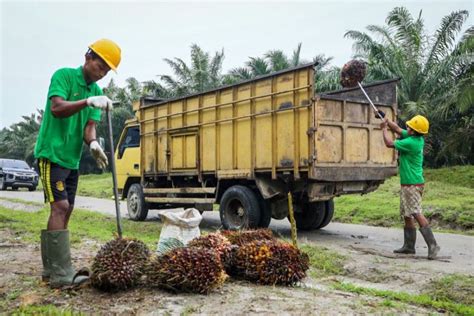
left=420, top=226, right=440, bottom=260
left=393, top=227, right=416, bottom=254
left=45, top=230, right=89, bottom=288
left=40, top=230, right=51, bottom=281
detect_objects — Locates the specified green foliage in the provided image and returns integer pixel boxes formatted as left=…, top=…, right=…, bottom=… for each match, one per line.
left=0, top=111, right=42, bottom=166
left=300, top=244, right=347, bottom=277
left=157, top=44, right=225, bottom=97
left=334, top=166, right=474, bottom=232
left=345, top=7, right=473, bottom=166
left=424, top=274, right=474, bottom=306
left=333, top=281, right=474, bottom=315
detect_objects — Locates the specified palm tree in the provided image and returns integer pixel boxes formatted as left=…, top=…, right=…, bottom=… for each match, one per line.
left=0, top=110, right=43, bottom=165
left=345, top=7, right=472, bottom=165
left=159, top=44, right=225, bottom=97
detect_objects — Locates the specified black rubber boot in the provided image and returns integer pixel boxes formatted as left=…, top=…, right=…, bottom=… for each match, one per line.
left=394, top=227, right=416, bottom=254
left=45, top=230, right=89, bottom=288
left=419, top=226, right=440, bottom=260
left=40, top=229, right=50, bottom=281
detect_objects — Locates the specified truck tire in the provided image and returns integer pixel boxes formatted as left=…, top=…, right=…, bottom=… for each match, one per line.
left=28, top=186, right=36, bottom=192
left=294, top=201, right=326, bottom=231
left=220, top=185, right=261, bottom=230
left=257, top=195, right=272, bottom=228
left=317, top=199, right=334, bottom=229
left=127, top=184, right=149, bottom=221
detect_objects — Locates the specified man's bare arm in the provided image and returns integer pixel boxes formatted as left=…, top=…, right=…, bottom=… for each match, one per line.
left=50, top=96, right=88, bottom=118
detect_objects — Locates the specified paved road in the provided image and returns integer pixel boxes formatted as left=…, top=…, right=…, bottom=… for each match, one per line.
left=1, top=189, right=473, bottom=274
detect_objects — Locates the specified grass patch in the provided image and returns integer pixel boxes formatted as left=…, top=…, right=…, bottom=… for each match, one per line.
left=37, top=172, right=113, bottom=199
left=424, top=274, right=474, bottom=306
left=0, top=197, right=44, bottom=207
left=300, top=244, right=347, bottom=277
left=0, top=206, right=161, bottom=250
left=10, top=305, right=84, bottom=315
left=334, top=166, right=474, bottom=232
left=333, top=281, right=474, bottom=315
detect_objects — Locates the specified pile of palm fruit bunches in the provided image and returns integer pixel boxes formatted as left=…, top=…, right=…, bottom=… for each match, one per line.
left=90, top=229, right=310, bottom=294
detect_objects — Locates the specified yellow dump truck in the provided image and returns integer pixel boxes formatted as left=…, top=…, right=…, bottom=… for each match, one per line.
left=115, top=63, right=398, bottom=230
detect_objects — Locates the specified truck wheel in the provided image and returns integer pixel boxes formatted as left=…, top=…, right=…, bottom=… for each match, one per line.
left=220, top=185, right=261, bottom=230
left=317, top=199, right=334, bottom=229
left=28, top=186, right=37, bottom=192
left=127, top=184, right=149, bottom=221
left=257, top=195, right=272, bottom=228
left=294, top=201, right=326, bottom=231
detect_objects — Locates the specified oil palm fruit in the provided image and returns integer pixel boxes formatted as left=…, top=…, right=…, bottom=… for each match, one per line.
left=340, top=59, right=367, bottom=88
left=221, top=229, right=275, bottom=246
left=91, top=237, right=150, bottom=291
left=188, top=233, right=235, bottom=271
left=146, top=247, right=227, bottom=294
left=232, top=240, right=309, bottom=286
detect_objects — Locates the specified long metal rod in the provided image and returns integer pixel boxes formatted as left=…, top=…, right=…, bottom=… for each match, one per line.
left=106, top=108, right=123, bottom=238
left=357, top=82, right=384, bottom=120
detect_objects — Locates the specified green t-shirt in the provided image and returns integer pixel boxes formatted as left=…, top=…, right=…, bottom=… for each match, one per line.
left=34, top=66, right=102, bottom=169
left=394, top=130, right=425, bottom=185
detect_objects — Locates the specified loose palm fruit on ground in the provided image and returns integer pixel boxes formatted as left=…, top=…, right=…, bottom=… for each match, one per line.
left=232, top=240, right=309, bottom=286
left=340, top=59, right=367, bottom=88
left=221, top=229, right=275, bottom=246
left=146, top=247, right=227, bottom=294
left=91, top=237, right=150, bottom=291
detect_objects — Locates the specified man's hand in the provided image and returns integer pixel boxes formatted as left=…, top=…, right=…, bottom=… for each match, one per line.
left=86, top=96, right=113, bottom=111
left=89, top=140, right=108, bottom=169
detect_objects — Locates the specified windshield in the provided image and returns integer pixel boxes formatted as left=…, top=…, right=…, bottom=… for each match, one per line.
left=2, top=159, right=30, bottom=169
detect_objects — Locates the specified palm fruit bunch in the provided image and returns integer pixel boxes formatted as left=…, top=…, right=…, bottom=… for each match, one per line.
left=221, top=228, right=275, bottom=246
left=146, top=247, right=227, bottom=294
left=232, top=240, right=309, bottom=286
left=187, top=233, right=235, bottom=270
left=90, top=237, right=150, bottom=291
left=340, top=59, right=367, bottom=88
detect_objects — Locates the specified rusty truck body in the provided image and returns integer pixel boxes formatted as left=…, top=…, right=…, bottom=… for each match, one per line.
left=115, top=63, right=398, bottom=230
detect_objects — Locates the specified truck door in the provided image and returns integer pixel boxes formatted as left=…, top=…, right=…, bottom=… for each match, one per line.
left=115, top=125, right=141, bottom=191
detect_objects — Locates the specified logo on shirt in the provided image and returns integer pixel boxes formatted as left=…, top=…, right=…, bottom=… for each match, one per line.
left=56, top=181, right=65, bottom=192
left=73, top=92, right=79, bottom=97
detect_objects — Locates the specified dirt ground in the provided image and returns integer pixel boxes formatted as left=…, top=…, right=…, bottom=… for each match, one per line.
left=1, top=194, right=473, bottom=314
left=1, top=228, right=467, bottom=315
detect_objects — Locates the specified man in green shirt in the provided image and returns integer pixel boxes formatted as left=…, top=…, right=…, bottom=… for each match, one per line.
left=379, top=112, right=440, bottom=260
left=34, top=39, right=122, bottom=287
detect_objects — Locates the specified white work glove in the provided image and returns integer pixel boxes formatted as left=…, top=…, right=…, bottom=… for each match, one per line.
left=86, top=96, right=113, bottom=111
left=89, top=140, right=108, bottom=169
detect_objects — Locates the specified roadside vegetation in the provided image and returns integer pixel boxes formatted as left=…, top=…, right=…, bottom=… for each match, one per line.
left=335, top=165, right=474, bottom=233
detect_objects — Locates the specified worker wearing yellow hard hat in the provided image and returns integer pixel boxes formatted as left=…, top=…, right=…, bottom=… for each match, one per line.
left=376, top=110, right=440, bottom=260
left=34, top=39, right=122, bottom=288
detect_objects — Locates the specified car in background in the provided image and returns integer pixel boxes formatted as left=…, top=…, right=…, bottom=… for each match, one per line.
left=0, top=159, right=39, bottom=191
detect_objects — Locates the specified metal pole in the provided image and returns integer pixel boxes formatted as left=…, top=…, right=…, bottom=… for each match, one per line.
left=106, top=108, right=123, bottom=238
left=357, top=82, right=384, bottom=120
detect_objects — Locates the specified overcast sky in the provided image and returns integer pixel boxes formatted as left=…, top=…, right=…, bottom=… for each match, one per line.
left=0, top=0, right=471, bottom=128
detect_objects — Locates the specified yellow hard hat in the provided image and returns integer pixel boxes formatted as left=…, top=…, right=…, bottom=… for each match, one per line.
left=88, top=39, right=121, bottom=71
left=406, top=115, right=429, bottom=134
